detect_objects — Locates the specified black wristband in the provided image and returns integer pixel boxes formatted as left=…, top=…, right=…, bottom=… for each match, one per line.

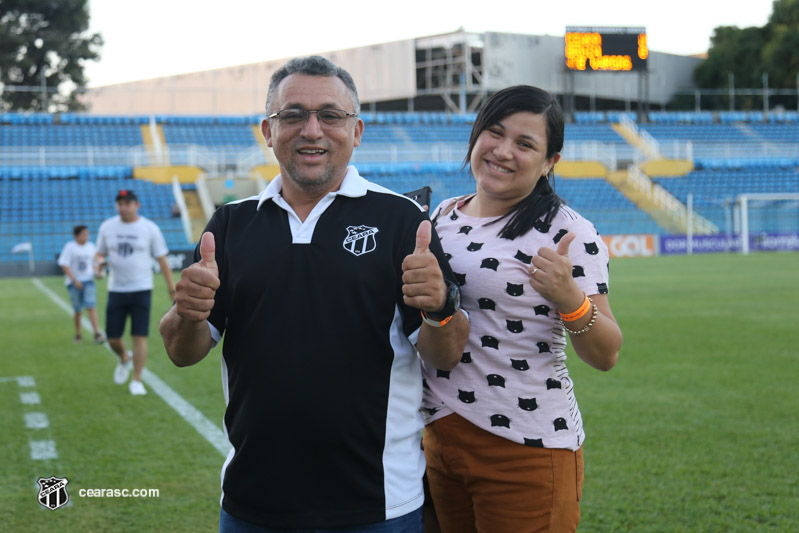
left=423, top=280, right=460, bottom=321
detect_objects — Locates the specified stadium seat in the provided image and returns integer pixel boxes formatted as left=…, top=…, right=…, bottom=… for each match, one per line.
left=2, top=111, right=797, bottom=266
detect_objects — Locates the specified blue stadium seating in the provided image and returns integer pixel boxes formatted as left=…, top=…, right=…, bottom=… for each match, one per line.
left=768, top=111, right=799, bottom=123
left=564, top=124, right=625, bottom=143
left=0, top=112, right=54, bottom=125
left=648, top=111, right=715, bottom=124
left=1, top=111, right=798, bottom=267
left=653, top=167, right=799, bottom=232
left=747, top=123, right=799, bottom=142
left=573, top=111, right=637, bottom=124
left=155, top=114, right=260, bottom=125
left=639, top=123, right=753, bottom=143
left=0, top=168, right=191, bottom=263
left=162, top=125, right=258, bottom=147
left=718, top=111, right=766, bottom=123
left=59, top=113, right=150, bottom=125
left=0, top=125, right=143, bottom=146
left=359, top=123, right=472, bottom=145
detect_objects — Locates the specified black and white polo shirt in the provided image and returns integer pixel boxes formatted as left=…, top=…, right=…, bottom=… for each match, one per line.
left=198, top=166, right=453, bottom=528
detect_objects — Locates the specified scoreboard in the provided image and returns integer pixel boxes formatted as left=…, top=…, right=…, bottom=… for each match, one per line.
left=565, top=27, right=648, bottom=72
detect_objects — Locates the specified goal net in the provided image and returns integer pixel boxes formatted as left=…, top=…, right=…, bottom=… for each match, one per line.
left=733, top=193, right=799, bottom=254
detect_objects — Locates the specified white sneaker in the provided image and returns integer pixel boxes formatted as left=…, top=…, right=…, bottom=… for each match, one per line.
left=129, top=380, right=147, bottom=396
left=113, top=353, right=133, bottom=384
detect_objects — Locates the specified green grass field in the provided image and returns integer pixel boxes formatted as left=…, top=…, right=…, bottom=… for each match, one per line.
left=1, top=252, right=797, bottom=532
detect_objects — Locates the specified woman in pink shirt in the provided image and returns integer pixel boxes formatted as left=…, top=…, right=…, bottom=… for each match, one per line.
left=422, top=85, right=623, bottom=533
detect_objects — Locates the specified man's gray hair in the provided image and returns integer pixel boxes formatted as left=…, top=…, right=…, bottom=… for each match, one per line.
left=265, top=56, right=360, bottom=115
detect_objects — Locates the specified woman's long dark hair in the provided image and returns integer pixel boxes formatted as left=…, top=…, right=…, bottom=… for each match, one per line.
left=464, top=85, right=565, bottom=240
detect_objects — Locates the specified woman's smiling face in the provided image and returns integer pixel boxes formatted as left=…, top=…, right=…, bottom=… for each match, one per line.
left=469, top=111, right=558, bottom=203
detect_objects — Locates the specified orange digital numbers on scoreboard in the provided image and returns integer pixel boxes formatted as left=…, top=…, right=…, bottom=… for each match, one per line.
left=638, top=33, right=648, bottom=60
left=564, top=32, right=602, bottom=71
left=564, top=28, right=647, bottom=72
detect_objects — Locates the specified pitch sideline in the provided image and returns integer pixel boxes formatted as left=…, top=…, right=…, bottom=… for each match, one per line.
left=31, top=278, right=231, bottom=457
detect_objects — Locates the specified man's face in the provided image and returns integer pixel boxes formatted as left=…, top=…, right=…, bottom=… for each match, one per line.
left=262, top=73, right=363, bottom=196
left=116, top=199, right=140, bottom=222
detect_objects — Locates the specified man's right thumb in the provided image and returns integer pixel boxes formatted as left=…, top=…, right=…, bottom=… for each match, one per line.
left=199, top=232, right=217, bottom=268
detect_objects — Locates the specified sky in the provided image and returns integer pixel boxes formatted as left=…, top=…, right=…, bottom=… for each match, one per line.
left=84, top=0, right=777, bottom=87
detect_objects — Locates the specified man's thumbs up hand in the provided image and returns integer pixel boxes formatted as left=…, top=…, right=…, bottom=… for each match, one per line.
left=175, top=232, right=221, bottom=322
left=413, top=219, right=432, bottom=255
left=199, top=232, right=219, bottom=276
left=402, top=221, right=446, bottom=313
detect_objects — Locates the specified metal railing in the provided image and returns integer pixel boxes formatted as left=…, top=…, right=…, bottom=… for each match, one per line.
left=0, top=140, right=793, bottom=176
left=352, top=143, right=466, bottom=164
left=687, top=142, right=797, bottom=161
left=626, top=166, right=718, bottom=234
left=171, top=176, right=193, bottom=242
left=619, top=114, right=661, bottom=159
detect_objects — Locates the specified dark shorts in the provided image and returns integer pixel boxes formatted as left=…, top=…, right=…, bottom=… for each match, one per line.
left=105, top=290, right=152, bottom=338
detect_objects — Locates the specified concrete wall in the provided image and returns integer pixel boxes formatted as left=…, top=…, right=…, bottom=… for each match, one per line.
left=84, top=40, right=416, bottom=115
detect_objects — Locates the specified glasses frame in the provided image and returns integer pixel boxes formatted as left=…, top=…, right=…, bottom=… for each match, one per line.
left=267, top=108, right=359, bottom=127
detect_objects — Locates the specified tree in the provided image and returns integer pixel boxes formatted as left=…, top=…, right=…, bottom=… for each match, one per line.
left=763, top=0, right=799, bottom=88
left=694, top=26, right=769, bottom=90
left=691, top=0, right=799, bottom=109
left=0, top=0, right=103, bottom=112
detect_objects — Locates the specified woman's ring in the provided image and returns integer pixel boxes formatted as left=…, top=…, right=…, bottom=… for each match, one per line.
left=532, top=268, right=539, bottom=276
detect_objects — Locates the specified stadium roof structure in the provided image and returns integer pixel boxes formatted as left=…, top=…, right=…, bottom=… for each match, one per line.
left=82, top=29, right=701, bottom=117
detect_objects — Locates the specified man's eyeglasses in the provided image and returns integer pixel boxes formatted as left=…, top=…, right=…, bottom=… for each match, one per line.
left=267, top=108, right=358, bottom=127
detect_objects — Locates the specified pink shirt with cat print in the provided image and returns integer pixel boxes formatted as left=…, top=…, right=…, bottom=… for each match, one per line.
left=422, top=196, right=610, bottom=451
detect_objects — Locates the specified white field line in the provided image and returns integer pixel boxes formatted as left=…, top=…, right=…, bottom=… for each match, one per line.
left=1, top=376, right=59, bottom=461
left=0, top=376, right=36, bottom=385
left=31, top=278, right=230, bottom=457
left=20, top=391, right=41, bottom=404
left=30, top=439, right=58, bottom=460
left=25, top=412, right=50, bottom=429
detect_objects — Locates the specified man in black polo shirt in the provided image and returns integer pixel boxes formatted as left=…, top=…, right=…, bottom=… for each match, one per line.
left=159, top=56, right=468, bottom=532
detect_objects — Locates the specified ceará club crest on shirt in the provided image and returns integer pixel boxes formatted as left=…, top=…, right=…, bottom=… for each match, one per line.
left=343, top=225, right=379, bottom=256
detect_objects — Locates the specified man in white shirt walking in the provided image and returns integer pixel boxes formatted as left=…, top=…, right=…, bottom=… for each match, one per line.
left=57, top=225, right=105, bottom=344
left=95, top=190, right=176, bottom=396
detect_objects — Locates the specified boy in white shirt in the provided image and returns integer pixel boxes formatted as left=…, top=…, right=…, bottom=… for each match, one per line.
left=58, top=225, right=105, bottom=344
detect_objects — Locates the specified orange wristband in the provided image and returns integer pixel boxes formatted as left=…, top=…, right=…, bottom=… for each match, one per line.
left=421, top=311, right=454, bottom=328
left=559, top=293, right=590, bottom=322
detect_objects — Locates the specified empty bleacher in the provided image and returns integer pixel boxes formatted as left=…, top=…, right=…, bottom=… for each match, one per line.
left=162, top=124, right=257, bottom=147
left=747, top=123, right=799, bottom=142
left=653, top=164, right=799, bottom=232
left=161, top=117, right=261, bottom=166
left=1, top=110, right=798, bottom=270
left=553, top=177, right=662, bottom=235
left=640, top=124, right=754, bottom=143
left=574, top=111, right=638, bottom=124
left=1, top=112, right=144, bottom=146
left=160, top=115, right=260, bottom=147
left=0, top=165, right=188, bottom=264
left=0, top=124, right=144, bottom=146
left=564, top=123, right=627, bottom=143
